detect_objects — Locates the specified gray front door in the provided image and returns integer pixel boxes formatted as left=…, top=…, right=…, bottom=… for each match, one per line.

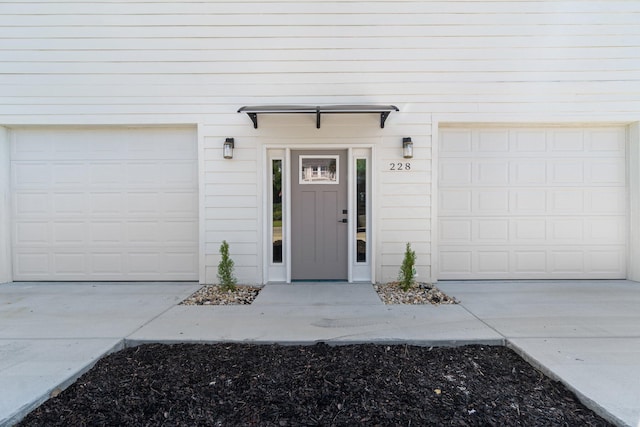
left=291, top=150, right=348, bottom=280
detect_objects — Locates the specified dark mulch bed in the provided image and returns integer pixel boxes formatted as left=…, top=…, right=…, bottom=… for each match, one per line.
left=18, top=343, right=612, bottom=427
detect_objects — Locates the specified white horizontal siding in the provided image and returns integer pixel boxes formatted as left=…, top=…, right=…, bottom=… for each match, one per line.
left=374, top=104, right=432, bottom=279
left=1, top=1, right=639, bottom=283
left=4, top=37, right=640, bottom=53
left=3, top=48, right=640, bottom=62
left=1, top=2, right=639, bottom=15
left=1, top=1, right=639, bottom=13
left=201, top=134, right=261, bottom=284
left=1, top=1, right=638, bottom=123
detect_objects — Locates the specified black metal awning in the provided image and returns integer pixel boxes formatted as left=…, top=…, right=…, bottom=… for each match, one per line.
left=237, top=104, right=399, bottom=129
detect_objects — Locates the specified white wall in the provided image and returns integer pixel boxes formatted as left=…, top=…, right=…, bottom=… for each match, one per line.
left=630, top=122, right=640, bottom=282
left=1, top=1, right=639, bottom=124
left=0, top=1, right=639, bottom=283
left=0, top=127, right=11, bottom=283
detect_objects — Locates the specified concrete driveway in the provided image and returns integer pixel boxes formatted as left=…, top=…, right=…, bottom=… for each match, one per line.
left=0, top=282, right=201, bottom=426
left=1, top=280, right=639, bottom=426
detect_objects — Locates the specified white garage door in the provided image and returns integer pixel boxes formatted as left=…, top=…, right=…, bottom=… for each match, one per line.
left=438, top=126, right=627, bottom=280
left=11, top=127, right=198, bottom=281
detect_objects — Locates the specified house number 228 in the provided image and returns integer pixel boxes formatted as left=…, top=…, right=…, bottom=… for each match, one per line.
left=389, top=162, right=411, bottom=171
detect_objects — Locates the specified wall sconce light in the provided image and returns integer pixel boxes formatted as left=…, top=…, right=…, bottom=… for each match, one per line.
left=223, top=138, right=235, bottom=159
left=403, top=137, right=413, bottom=158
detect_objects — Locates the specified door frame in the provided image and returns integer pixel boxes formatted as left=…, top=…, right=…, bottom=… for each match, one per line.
left=291, top=149, right=348, bottom=281
left=264, top=144, right=374, bottom=283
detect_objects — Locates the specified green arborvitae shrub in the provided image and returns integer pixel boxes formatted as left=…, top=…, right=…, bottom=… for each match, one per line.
left=398, top=242, right=417, bottom=291
left=217, top=240, right=237, bottom=292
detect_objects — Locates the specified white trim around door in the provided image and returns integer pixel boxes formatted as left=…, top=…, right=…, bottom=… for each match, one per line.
left=264, top=145, right=373, bottom=283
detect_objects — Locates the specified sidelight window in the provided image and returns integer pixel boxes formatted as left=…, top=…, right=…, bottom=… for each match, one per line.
left=272, top=159, right=283, bottom=263
left=356, top=158, right=367, bottom=263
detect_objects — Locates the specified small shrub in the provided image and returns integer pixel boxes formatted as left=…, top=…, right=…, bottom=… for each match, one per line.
left=217, top=240, right=237, bottom=292
left=398, top=242, right=417, bottom=291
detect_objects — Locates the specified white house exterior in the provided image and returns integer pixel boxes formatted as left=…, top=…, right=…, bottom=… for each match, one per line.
left=0, top=1, right=639, bottom=285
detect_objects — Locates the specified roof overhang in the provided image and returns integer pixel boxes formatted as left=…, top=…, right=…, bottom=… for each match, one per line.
left=237, top=104, right=399, bottom=129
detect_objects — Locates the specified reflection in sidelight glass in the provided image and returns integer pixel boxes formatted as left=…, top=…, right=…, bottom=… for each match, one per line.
left=272, top=159, right=283, bottom=263
left=356, top=159, right=367, bottom=262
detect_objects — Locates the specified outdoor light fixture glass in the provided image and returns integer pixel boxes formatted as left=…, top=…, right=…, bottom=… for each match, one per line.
left=223, top=138, right=234, bottom=159
left=403, top=137, right=413, bottom=158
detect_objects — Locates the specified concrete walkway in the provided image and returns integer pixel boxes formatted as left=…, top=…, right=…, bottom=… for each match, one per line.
left=1, top=280, right=639, bottom=426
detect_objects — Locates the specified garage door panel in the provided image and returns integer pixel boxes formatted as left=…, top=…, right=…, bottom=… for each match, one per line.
left=512, top=160, right=547, bottom=185
left=163, top=192, right=197, bottom=215
left=476, top=190, right=509, bottom=214
left=14, top=193, right=49, bottom=216
left=590, top=160, right=625, bottom=184
left=127, top=221, right=161, bottom=244
left=587, top=189, right=626, bottom=213
left=164, top=220, right=198, bottom=244
left=478, top=130, right=509, bottom=152
left=90, top=222, right=123, bottom=243
left=550, top=130, right=584, bottom=152
left=53, top=252, right=87, bottom=276
left=125, top=129, right=196, bottom=160
left=163, top=251, right=199, bottom=275
left=439, top=219, right=472, bottom=243
left=440, top=130, right=472, bottom=153
left=550, top=160, right=584, bottom=184
left=52, top=221, right=87, bottom=245
left=588, top=249, right=626, bottom=274
left=438, top=217, right=625, bottom=246
left=549, top=190, right=584, bottom=213
left=127, top=252, right=161, bottom=274
left=439, top=189, right=472, bottom=214
left=163, top=161, right=198, bottom=186
left=476, top=219, right=509, bottom=242
left=476, top=161, right=509, bottom=185
left=513, top=219, right=547, bottom=242
left=550, top=250, right=585, bottom=274
left=512, top=189, right=547, bottom=213
left=91, top=252, right=123, bottom=275
left=440, top=251, right=472, bottom=274
left=52, top=163, right=88, bottom=185
left=53, top=192, right=86, bottom=215
left=90, top=162, right=124, bottom=186
left=438, top=127, right=627, bottom=280
left=550, top=219, right=584, bottom=242
left=126, top=192, right=160, bottom=215
left=439, top=160, right=472, bottom=185
left=477, top=251, right=510, bottom=274
left=12, top=127, right=198, bottom=160
left=588, top=128, right=626, bottom=152
left=587, top=218, right=625, bottom=243
left=89, top=193, right=123, bottom=215
left=12, top=163, right=50, bottom=187
left=514, top=250, right=547, bottom=274
left=11, top=127, right=198, bottom=281
left=15, top=221, right=50, bottom=245
left=126, top=162, right=160, bottom=187
left=513, top=130, right=547, bottom=152
left=440, top=245, right=627, bottom=279
left=15, top=252, right=50, bottom=276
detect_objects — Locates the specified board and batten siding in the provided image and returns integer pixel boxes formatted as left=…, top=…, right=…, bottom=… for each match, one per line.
left=0, top=1, right=639, bottom=283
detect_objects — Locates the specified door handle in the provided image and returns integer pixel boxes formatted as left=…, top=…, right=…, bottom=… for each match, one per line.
left=338, top=218, right=348, bottom=223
